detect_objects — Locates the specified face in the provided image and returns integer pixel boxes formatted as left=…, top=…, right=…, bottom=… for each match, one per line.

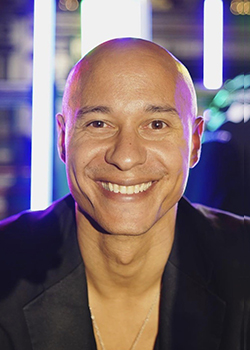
left=57, top=42, right=203, bottom=236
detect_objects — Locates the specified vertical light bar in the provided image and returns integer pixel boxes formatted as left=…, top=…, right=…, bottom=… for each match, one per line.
left=30, top=0, right=56, bottom=210
left=203, top=0, right=223, bottom=89
left=80, top=0, right=152, bottom=56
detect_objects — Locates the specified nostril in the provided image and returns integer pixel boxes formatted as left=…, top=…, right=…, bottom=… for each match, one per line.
left=105, top=146, right=146, bottom=171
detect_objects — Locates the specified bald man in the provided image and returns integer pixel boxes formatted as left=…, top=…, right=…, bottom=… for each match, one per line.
left=0, top=38, right=249, bottom=350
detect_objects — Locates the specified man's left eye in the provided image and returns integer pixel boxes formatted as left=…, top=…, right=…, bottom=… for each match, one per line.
left=149, top=120, right=168, bottom=129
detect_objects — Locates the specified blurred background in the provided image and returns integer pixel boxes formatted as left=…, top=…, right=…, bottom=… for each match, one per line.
left=0, top=0, right=248, bottom=220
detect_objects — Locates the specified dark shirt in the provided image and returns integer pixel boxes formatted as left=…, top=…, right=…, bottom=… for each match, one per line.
left=0, top=195, right=249, bottom=350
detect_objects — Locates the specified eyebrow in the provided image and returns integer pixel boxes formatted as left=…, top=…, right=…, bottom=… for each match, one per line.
left=145, top=104, right=179, bottom=117
left=75, top=106, right=112, bottom=119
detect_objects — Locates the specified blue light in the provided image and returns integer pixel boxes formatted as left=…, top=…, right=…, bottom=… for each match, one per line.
left=80, top=0, right=152, bottom=56
left=30, top=0, right=56, bottom=210
left=203, top=0, right=224, bottom=90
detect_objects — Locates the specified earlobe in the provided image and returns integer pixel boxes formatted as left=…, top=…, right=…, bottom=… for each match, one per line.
left=189, top=116, right=204, bottom=168
left=56, top=113, right=66, bottom=163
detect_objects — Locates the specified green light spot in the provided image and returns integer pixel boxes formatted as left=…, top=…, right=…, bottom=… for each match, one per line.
left=213, top=89, right=230, bottom=108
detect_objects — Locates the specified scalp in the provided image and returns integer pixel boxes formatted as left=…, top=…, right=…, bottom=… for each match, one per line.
left=62, top=38, right=197, bottom=121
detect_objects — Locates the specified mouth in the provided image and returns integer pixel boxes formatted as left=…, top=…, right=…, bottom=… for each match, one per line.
left=101, top=181, right=153, bottom=195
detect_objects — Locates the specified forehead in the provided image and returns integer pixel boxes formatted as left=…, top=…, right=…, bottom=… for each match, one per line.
left=64, top=43, right=195, bottom=119
left=74, top=56, right=175, bottom=104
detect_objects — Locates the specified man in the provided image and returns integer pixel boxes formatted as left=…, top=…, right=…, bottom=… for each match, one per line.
left=0, top=38, right=249, bottom=350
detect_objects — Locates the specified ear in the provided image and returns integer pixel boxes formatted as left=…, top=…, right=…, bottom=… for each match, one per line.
left=56, top=113, right=66, bottom=163
left=189, top=116, right=204, bottom=168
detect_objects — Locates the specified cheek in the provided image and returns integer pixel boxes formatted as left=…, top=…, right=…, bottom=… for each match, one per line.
left=65, top=129, right=97, bottom=163
left=155, top=134, right=190, bottom=171
left=65, top=134, right=108, bottom=186
left=64, top=132, right=89, bottom=184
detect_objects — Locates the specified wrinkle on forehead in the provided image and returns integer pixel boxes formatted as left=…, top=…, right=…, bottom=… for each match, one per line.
left=62, top=38, right=197, bottom=122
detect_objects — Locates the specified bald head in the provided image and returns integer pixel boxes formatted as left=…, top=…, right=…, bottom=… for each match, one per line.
left=56, top=38, right=203, bottom=232
left=62, top=38, right=197, bottom=122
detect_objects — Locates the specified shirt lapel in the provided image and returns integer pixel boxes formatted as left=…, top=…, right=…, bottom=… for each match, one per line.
left=23, top=263, right=97, bottom=350
left=156, top=198, right=226, bottom=350
left=157, top=260, right=225, bottom=350
left=23, top=196, right=97, bottom=350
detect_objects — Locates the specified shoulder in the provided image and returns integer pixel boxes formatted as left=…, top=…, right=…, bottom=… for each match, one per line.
left=0, top=195, right=76, bottom=349
left=192, top=202, right=249, bottom=256
left=177, top=198, right=249, bottom=301
left=179, top=197, right=247, bottom=240
left=0, top=194, right=75, bottom=234
left=193, top=202, right=246, bottom=232
left=177, top=198, right=249, bottom=277
left=0, top=194, right=75, bottom=274
left=0, top=195, right=76, bottom=297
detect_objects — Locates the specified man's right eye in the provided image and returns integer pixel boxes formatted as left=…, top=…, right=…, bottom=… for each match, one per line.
left=87, top=120, right=106, bottom=128
left=82, top=119, right=116, bottom=137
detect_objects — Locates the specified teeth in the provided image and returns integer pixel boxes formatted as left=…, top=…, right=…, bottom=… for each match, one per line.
left=134, top=185, right=140, bottom=194
left=101, top=181, right=152, bottom=194
left=113, top=184, right=119, bottom=193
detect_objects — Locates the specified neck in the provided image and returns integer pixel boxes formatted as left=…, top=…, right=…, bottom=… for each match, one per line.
left=76, top=206, right=176, bottom=299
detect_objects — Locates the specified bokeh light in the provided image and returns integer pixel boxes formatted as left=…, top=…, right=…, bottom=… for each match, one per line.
left=59, top=0, right=79, bottom=12
left=230, top=0, right=250, bottom=15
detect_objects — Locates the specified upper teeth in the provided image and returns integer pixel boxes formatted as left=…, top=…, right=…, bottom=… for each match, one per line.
left=101, top=181, right=152, bottom=194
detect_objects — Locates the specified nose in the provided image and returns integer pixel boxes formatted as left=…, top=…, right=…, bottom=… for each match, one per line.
left=105, top=129, right=147, bottom=171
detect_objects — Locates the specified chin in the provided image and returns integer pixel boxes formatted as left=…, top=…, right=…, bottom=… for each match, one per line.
left=77, top=206, right=147, bottom=236
left=98, top=218, right=152, bottom=237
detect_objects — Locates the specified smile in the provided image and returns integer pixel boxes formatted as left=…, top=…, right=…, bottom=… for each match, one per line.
left=101, top=181, right=152, bottom=194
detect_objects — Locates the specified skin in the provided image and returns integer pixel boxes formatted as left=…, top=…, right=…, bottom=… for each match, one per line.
left=56, top=38, right=204, bottom=349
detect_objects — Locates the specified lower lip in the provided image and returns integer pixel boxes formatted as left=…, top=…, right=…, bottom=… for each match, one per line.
left=97, top=182, right=155, bottom=200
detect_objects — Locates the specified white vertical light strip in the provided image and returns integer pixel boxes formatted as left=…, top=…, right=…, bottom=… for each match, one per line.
left=30, top=0, right=56, bottom=210
left=203, top=0, right=223, bottom=89
left=80, top=0, right=152, bottom=56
